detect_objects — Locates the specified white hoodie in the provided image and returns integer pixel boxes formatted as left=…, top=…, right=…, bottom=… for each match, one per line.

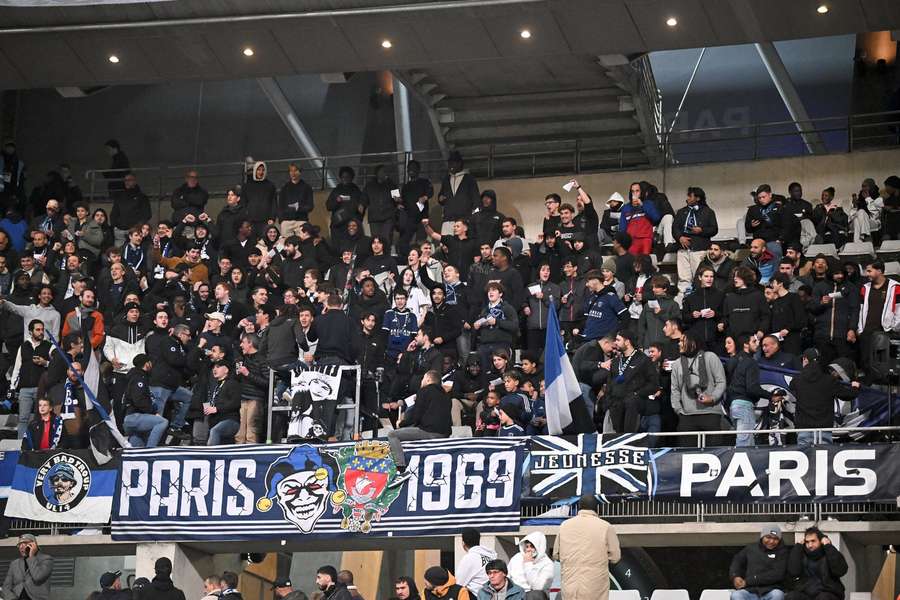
left=456, top=544, right=498, bottom=594
left=508, top=531, right=555, bottom=592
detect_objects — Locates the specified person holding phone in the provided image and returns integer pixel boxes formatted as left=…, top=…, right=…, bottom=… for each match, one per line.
left=2, top=533, right=54, bottom=600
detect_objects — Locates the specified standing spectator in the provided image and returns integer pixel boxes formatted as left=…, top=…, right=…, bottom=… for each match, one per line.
left=102, top=139, right=130, bottom=195
left=243, top=161, right=276, bottom=237
left=170, top=169, right=208, bottom=224
left=326, top=167, right=365, bottom=246
left=11, top=318, right=50, bottom=438
left=362, top=165, right=398, bottom=246
left=273, top=577, right=307, bottom=600
left=470, top=190, right=504, bottom=249
left=725, top=334, right=781, bottom=447
left=582, top=270, right=626, bottom=342
left=279, top=163, right=314, bottom=238
left=638, top=275, right=679, bottom=348
left=786, top=528, right=848, bottom=600
left=605, top=330, right=657, bottom=433
left=698, top=242, right=736, bottom=292
left=438, top=151, right=479, bottom=235
left=789, top=349, right=859, bottom=447
left=22, top=398, right=65, bottom=451
left=849, top=178, right=882, bottom=243
left=745, top=185, right=787, bottom=261
left=423, top=219, right=479, bottom=280
left=598, top=192, right=624, bottom=245
left=670, top=333, right=727, bottom=440
left=398, top=160, right=433, bottom=257
left=473, top=282, right=517, bottom=370
left=729, top=525, right=790, bottom=600
left=810, top=266, right=859, bottom=366
left=857, top=260, right=900, bottom=382
left=457, top=528, right=498, bottom=596
left=507, top=532, right=554, bottom=595
left=476, top=560, right=525, bottom=600
left=784, top=183, right=814, bottom=221
left=146, top=557, right=186, bottom=600
left=391, top=577, right=419, bottom=600
left=235, top=334, right=268, bottom=443
left=881, top=176, right=900, bottom=241
left=315, top=566, right=352, bottom=600
left=213, top=187, right=248, bottom=248
left=97, top=570, right=132, bottom=600
left=553, top=495, right=621, bottom=600
left=123, top=354, right=169, bottom=448
left=672, top=187, right=718, bottom=292
left=201, top=576, right=222, bottom=600
left=387, top=370, right=450, bottom=476
left=682, top=266, right=724, bottom=351
left=111, top=173, right=151, bottom=247
left=524, top=263, right=561, bottom=350
left=768, top=273, right=807, bottom=356
left=721, top=267, right=768, bottom=340
left=424, top=567, right=470, bottom=600
left=2, top=534, right=53, bottom=600
left=0, top=140, right=26, bottom=212
left=220, top=571, right=244, bottom=600
left=619, top=183, right=659, bottom=256
left=205, top=361, right=241, bottom=445
left=145, top=316, right=192, bottom=441
left=337, top=571, right=364, bottom=600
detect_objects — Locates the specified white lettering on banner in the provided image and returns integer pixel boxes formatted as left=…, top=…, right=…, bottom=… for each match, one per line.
left=120, top=459, right=258, bottom=518
left=532, top=449, right=646, bottom=470
left=680, top=455, right=721, bottom=497
left=834, top=449, right=877, bottom=496
left=422, top=455, right=452, bottom=512
left=769, top=451, right=810, bottom=497
left=455, top=454, right=483, bottom=510
left=487, top=451, right=515, bottom=506
left=715, top=453, right=763, bottom=497
left=680, top=450, right=879, bottom=498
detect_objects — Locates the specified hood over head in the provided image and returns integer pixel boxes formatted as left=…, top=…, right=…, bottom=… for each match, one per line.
left=519, top=531, right=548, bottom=559
left=253, top=161, right=268, bottom=182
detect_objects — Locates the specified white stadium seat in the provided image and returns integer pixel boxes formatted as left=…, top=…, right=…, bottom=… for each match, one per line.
left=650, top=590, right=690, bottom=600
left=735, top=218, right=747, bottom=244
left=700, top=590, right=734, bottom=600
left=805, top=243, right=838, bottom=258
left=611, top=590, right=642, bottom=600
left=876, top=239, right=900, bottom=261
left=849, top=593, right=871, bottom=600
left=838, top=241, right=876, bottom=261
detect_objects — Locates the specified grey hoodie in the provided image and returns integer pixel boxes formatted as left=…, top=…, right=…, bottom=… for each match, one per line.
left=670, top=350, right=727, bottom=416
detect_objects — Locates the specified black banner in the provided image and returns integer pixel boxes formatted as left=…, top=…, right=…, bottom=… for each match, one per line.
left=528, top=434, right=900, bottom=503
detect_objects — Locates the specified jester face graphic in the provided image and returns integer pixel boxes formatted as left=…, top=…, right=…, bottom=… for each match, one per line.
left=275, top=468, right=330, bottom=532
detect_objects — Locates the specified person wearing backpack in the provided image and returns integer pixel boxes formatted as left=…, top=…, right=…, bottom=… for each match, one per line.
left=670, top=333, right=727, bottom=445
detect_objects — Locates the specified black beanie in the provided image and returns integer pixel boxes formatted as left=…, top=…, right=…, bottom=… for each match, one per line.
left=424, top=566, right=449, bottom=586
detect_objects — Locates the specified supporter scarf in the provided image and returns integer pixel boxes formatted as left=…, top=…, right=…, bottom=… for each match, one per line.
left=123, top=244, right=144, bottom=272
left=445, top=281, right=460, bottom=305
left=61, top=381, right=77, bottom=419
left=761, top=203, right=776, bottom=223
left=683, top=205, right=699, bottom=233
left=208, top=380, right=223, bottom=406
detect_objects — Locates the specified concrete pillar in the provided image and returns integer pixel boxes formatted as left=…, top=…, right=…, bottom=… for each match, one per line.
left=135, top=542, right=214, bottom=598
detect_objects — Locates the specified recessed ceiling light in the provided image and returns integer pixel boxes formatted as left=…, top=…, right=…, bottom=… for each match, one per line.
left=381, top=39, right=393, bottom=49
left=242, top=47, right=255, bottom=57
left=817, top=4, right=829, bottom=14
left=666, top=17, right=678, bottom=27
left=520, top=29, right=532, bottom=39
left=108, top=55, right=119, bottom=64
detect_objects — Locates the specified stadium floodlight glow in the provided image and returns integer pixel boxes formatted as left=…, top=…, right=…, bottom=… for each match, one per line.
left=242, top=47, right=255, bottom=57
left=817, top=4, right=829, bottom=14
left=108, top=55, right=120, bottom=64
left=381, top=39, right=393, bottom=49
left=520, top=29, right=532, bottom=39
left=666, top=17, right=678, bottom=27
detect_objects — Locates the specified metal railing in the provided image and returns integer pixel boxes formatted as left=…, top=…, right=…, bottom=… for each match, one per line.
left=80, top=110, right=900, bottom=209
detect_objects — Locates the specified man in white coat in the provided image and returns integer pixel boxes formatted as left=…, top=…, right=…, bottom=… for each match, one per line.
left=508, top=531, right=554, bottom=594
left=553, top=495, right=621, bottom=600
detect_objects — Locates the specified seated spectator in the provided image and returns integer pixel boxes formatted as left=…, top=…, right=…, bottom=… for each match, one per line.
left=743, top=238, right=777, bottom=285
left=391, top=576, right=419, bottom=600
left=745, top=185, right=787, bottom=261
left=123, top=354, right=169, bottom=448
left=477, top=559, right=525, bottom=600
left=387, top=370, right=451, bottom=476
left=508, top=532, right=554, bottom=594
left=849, top=178, right=883, bottom=243
left=424, top=566, right=471, bottom=600
left=729, top=525, right=789, bottom=600
left=672, top=186, right=718, bottom=292
left=786, top=528, right=848, bottom=600
left=22, top=397, right=65, bottom=451
left=619, top=182, right=659, bottom=256
left=758, top=335, right=800, bottom=370
left=205, top=361, right=241, bottom=446
left=811, top=187, right=849, bottom=248
left=2, top=534, right=53, bottom=600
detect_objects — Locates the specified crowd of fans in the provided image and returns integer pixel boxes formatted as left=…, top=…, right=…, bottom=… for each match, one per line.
left=1, top=137, right=899, bottom=452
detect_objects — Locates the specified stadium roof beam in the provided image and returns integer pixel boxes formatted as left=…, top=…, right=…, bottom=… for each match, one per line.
left=256, top=76, right=337, bottom=188
left=391, top=70, right=449, bottom=160
left=392, top=73, right=413, bottom=165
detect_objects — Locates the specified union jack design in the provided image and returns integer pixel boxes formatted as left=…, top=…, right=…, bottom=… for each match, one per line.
left=529, top=434, right=660, bottom=502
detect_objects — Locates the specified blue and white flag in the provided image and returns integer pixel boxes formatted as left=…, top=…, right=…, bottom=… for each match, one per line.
left=112, top=438, right=526, bottom=541
left=6, top=449, right=119, bottom=523
left=544, top=302, right=577, bottom=434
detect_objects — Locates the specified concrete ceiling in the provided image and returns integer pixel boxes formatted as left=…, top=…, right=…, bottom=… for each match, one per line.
left=0, top=0, right=898, bottom=90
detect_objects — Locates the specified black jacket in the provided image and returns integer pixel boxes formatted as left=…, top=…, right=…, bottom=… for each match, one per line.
left=725, top=352, right=773, bottom=405
left=787, top=543, right=848, bottom=598
left=279, top=178, right=315, bottom=221
left=681, top=286, right=724, bottom=346
left=170, top=183, right=209, bottom=222
left=363, top=178, right=399, bottom=223
left=142, top=575, right=187, bottom=600
left=399, top=383, right=452, bottom=435
left=789, top=362, right=858, bottom=429
left=326, top=183, right=365, bottom=229
left=723, top=287, right=770, bottom=338
left=353, top=329, right=387, bottom=375
left=745, top=202, right=789, bottom=243
left=438, top=171, right=479, bottom=222
left=111, top=185, right=152, bottom=230
left=323, top=583, right=354, bottom=600
left=810, top=279, right=860, bottom=341
left=125, top=367, right=155, bottom=415
left=243, top=178, right=277, bottom=223
left=216, top=202, right=249, bottom=247
left=313, top=310, right=357, bottom=363
left=207, top=377, right=241, bottom=427
left=811, top=204, right=850, bottom=247
left=16, top=338, right=50, bottom=388
left=769, top=292, right=808, bottom=345
left=470, top=197, right=504, bottom=247
left=425, top=302, right=463, bottom=349
left=672, top=204, right=718, bottom=251
left=605, top=350, right=659, bottom=416
left=146, top=330, right=187, bottom=390
left=729, top=540, right=790, bottom=596
left=259, top=314, right=307, bottom=369
left=237, top=351, right=269, bottom=400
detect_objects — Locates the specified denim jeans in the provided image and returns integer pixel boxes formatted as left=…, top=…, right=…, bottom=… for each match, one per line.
left=579, top=383, right=595, bottom=420
left=732, top=588, right=785, bottom=600
left=17, top=387, right=37, bottom=439
left=124, top=413, right=169, bottom=448
left=208, top=419, right=240, bottom=445
left=150, top=386, right=191, bottom=430
left=797, top=430, right=833, bottom=448
left=730, top=399, right=757, bottom=447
